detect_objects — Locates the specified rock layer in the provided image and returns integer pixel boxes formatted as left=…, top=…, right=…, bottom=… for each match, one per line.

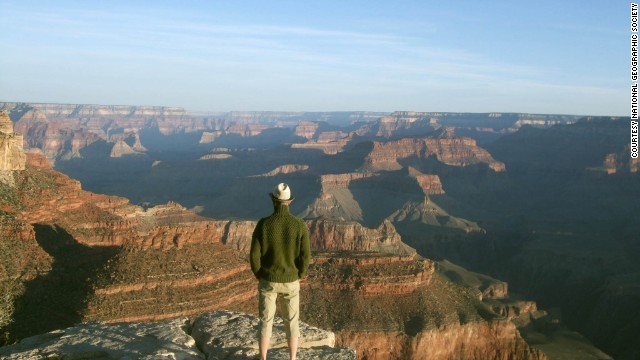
left=0, top=111, right=25, bottom=172
left=364, top=137, right=506, bottom=172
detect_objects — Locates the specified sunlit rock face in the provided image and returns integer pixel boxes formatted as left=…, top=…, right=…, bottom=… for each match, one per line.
left=363, top=137, right=505, bottom=172
left=0, top=111, right=25, bottom=172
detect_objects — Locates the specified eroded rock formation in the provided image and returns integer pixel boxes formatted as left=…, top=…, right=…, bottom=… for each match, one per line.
left=253, top=164, right=310, bottom=177
left=226, top=124, right=269, bottom=137
left=593, top=148, right=640, bottom=174
left=408, top=167, right=444, bottom=195
left=306, top=218, right=414, bottom=255
left=291, top=133, right=353, bottom=154
left=0, top=111, right=26, bottom=173
left=199, top=153, right=233, bottom=160
left=199, top=131, right=223, bottom=144
left=363, top=137, right=506, bottom=172
left=294, top=120, right=320, bottom=139
left=109, top=132, right=147, bottom=158
left=300, top=173, right=377, bottom=222
left=369, top=111, right=581, bottom=138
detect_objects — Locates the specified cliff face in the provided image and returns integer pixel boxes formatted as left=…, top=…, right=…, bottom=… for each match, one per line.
left=369, top=111, right=581, bottom=138
left=109, top=132, right=147, bottom=158
left=300, top=173, right=377, bottom=222
left=364, top=137, right=506, bottom=172
left=408, top=167, right=444, bottom=195
left=294, top=121, right=320, bottom=139
left=306, top=218, right=414, bottom=255
left=336, top=321, right=543, bottom=360
left=2, top=103, right=188, bottom=118
left=0, top=152, right=259, bottom=338
left=593, top=148, right=640, bottom=174
left=253, top=164, right=309, bottom=177
left=307, top=252, right=433, bottom=296
left=291, top=131, right=353, bottom=154
left=226, top=124, right=269, bottom=137
left=0, top=112, right=26, bottom=173
left=374, top=113, right=438, bottom=137
left=0, top=103, right=216, bottom=162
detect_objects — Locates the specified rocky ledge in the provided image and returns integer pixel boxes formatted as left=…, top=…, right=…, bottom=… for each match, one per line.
left=0, top=310, right=356, bottom=359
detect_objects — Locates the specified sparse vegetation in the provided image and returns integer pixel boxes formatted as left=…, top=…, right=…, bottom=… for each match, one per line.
left=0, top=221, right=27, bottom=344
left=0, top=280, right=22, bottom=343
left=0, top=182, right=20, bottom=209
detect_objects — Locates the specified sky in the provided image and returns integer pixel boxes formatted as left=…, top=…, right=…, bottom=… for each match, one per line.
left=0, top=0, right=629, bottom=115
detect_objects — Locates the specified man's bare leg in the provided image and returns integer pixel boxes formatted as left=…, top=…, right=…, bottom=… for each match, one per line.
left=260, top=336, right=270, bottom=360
left=288, top=336, right=298, bottom=360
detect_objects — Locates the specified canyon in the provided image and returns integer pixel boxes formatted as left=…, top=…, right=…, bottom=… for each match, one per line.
left=0, top=138, right=550, bottom=359
left=0, top=104, right=635, bottom=359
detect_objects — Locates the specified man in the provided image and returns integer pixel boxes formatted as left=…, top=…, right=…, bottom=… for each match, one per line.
left=250, top=183, right=311, bottom=360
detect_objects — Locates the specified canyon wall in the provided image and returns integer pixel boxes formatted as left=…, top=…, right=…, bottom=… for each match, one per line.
left=336, top=321, right=543, bottom=360
left=0, top=111, right=26, bottom=173
left=363, top=137, right=506, bottom=172
left=371, top=111, right=581, bottom=137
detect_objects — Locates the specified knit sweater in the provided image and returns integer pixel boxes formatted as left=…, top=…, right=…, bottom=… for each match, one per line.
left=250, top=204, right=311, bottom=283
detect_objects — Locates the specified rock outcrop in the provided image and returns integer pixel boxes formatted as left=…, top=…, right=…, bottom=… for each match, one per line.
left=363, top=136, right=506, bottom=172
left=306, top=218, right=414, bottom=255
left=591, top=148, right=640, bottom=174
left=387, top=198, right=483, bottom=234
left=408, top=167, right=444, bottom=195
left=301, top=173, right=377, bottom=222
left=192, top=311, right=355, bottom=359
left=307, top=252, right=433, bottom=296
left=226, top=124, right=269, bottom=137
left=253, top=164, right=310, bottom=177
left=374, top=113, right=439, bottom=137
left=109, top=132, right=147, bottom=158
left=0, top=311, right=356, bottom=359
left=335, top=321, right=543, bottom=360
left=199, top=153, right=232, bottom=160
left=0, top=111, right=26, bottom=172
left=291, top=132, right=354, bottom=154
left=199, top=131, right=223, bottom=144
left=319, top=173, right=376, bottom=192
left=294, top=120, right=320, bottom=139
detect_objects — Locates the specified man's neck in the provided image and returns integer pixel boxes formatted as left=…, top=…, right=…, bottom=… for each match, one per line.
left=273, top=203, right=289, bottom=214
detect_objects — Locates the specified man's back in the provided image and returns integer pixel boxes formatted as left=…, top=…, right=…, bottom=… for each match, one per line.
left=250, top=203, right=310, bottom=283
left=249, top=183, right=311, bottom=360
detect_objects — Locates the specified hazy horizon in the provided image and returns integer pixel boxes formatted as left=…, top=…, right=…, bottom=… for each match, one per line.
left=0, top=1, right=627, bottom=116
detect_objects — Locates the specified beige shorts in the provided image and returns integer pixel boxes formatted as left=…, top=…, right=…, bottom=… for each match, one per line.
left=258, top=279, right=300, bottom=339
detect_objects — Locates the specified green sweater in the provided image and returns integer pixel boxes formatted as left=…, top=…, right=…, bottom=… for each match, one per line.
left=250, top=204, right=311, bottom=283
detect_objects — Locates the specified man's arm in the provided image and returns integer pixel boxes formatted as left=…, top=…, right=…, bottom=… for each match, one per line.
left=297, top=222, right=311, bottom=279
left=250, top=221, right=262, bottom=279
